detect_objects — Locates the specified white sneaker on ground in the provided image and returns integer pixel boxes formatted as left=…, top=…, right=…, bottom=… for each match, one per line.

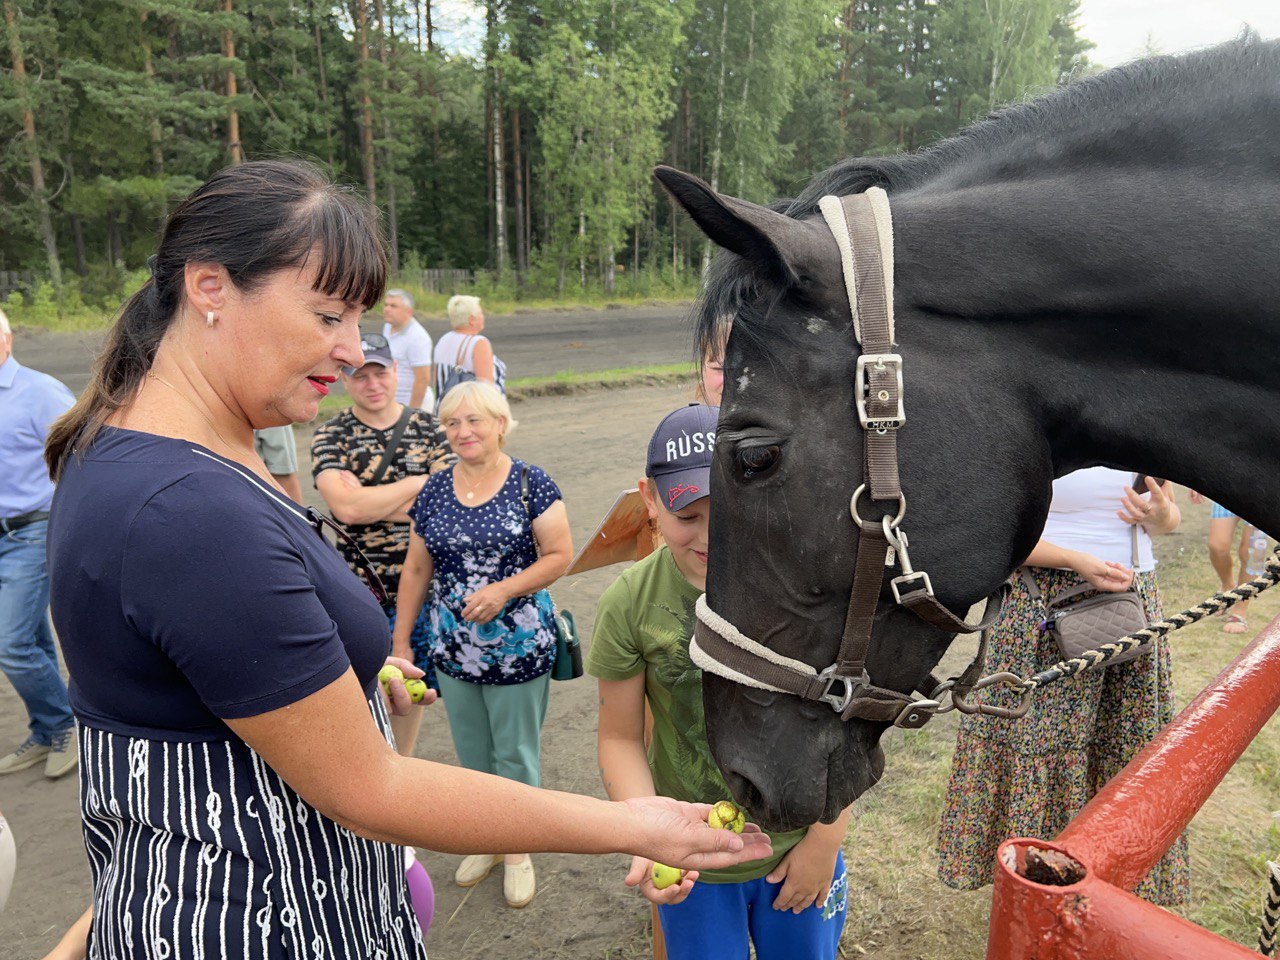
left=0, top=736, right=49, bottom=775
left=503, top=857, right=536, bottom=908
left=44, top=728, right=78, bottom=779
left=455, top=853, right=503, bottom=888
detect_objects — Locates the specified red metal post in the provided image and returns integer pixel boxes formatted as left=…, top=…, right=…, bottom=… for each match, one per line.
left=986, top=614, right=1280, bottom=958
left=1057, top=617, right=1280, bottom=889
left=988, top=839, right=1262, bottom=960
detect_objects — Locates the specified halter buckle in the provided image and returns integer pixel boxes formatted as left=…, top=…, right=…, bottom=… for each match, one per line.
left=816, top=665, right=866, bottom=714
left=891, top=571, right=934, bottom=603
left=855, top=353, right=905, bottom=430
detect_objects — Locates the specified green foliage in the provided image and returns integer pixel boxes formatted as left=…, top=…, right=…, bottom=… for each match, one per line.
left=0, top=0, right=1093, bottom=319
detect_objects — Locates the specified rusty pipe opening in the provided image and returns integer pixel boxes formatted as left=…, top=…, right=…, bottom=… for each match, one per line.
left=1000, top=840, right=1087, bottom=887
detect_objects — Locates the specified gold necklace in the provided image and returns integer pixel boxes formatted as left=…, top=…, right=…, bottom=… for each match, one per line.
left=457, top=458, right=503, bottom=501
left=146, top=371, right=235, bottom=452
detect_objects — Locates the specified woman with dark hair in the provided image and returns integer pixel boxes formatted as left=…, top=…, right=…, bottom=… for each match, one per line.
left=42, top=160, right=769, bottom=960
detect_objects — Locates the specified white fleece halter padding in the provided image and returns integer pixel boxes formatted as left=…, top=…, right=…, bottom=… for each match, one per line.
left=816, top=187, right=896, bottom=346
left=691, top=595, right=819, bottom=694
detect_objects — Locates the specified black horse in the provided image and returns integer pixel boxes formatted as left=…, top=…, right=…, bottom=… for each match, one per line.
left=656, top=34, right=1280, bottom=832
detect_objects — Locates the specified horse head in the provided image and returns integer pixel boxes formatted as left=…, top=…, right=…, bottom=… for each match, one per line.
left=657, top=34, right=1280, bottom=831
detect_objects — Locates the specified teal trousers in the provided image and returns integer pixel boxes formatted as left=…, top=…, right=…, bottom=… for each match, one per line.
left=436, top=670, right=551, bottom=787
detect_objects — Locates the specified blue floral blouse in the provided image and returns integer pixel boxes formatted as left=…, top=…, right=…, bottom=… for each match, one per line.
left=411, top=459, right=562, bottom=685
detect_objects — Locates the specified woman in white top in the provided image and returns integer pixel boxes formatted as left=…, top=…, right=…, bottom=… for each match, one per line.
left=938, top=467, right=1190, bottom=906
left=435, top=295, right=505, bottom=403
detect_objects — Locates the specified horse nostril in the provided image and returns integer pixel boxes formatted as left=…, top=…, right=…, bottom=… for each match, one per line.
left=722, top=769, right=766, bottom=819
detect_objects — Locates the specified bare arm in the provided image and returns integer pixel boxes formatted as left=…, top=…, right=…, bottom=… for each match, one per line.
left=461, top=499, right=573, bottom=622
left=471, top=338, right=495, bottom=383
left=597, top=675, right=705, bottom=905
left=1024, top=540, right=1133, bottom=592
left=409, top=365, right=432, bottom=409
left=224, top=669, right=770, bottom=870
left=315, top=469, right=426, bottom=526
left=391, top=530, right=434, bottom=661
left=597, top=676, right=656, bottom=801
left=40, top=906, right=92, bottom=960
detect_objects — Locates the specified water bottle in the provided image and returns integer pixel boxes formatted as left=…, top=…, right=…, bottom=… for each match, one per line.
left=1245, top=528, right=1271, bottom=577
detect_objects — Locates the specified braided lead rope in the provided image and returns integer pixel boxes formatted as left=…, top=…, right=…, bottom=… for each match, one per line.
left=1262, top=860, right=1280, bottom=957
left=946, top=547, right=1280, bottom=717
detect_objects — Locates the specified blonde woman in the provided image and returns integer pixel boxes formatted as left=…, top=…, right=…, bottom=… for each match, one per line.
left=433, top=294, right=506, bottom=401
left=393, top=381, right=567, bottom=908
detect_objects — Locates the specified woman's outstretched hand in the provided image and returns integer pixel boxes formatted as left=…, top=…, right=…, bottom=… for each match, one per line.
left=620, top=796, right=772, bottom=872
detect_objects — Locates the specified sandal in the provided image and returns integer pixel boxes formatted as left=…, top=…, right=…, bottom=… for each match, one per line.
left=1222, top=614, right=1248, bottom=635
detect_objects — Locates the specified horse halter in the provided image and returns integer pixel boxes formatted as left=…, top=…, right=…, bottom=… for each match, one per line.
left=690, top=188, right=1010, bottom=729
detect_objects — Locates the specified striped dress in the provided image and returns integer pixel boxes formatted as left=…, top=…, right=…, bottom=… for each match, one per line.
left=48, top=428, right=428, bottom=959
left=78, top=700, right=425, bottom=960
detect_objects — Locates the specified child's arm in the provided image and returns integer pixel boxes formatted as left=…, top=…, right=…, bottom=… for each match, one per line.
left=765, top=804, right=854, bottom=913
left=597, top=676, right=699, bottom=905
left=597, top=676, right=655, bottom=800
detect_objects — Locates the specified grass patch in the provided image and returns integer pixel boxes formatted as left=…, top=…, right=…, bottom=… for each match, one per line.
left=310, top=363, right=696, bottom=420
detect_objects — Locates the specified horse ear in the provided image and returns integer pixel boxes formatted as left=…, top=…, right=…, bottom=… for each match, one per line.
left=654, top=165, right=826, bottom=287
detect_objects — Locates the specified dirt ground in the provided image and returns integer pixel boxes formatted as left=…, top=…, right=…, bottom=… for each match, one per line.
left=0, top=381, right=695, bottom=960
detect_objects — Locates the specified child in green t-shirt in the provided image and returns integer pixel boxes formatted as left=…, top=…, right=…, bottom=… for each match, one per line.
left=586, top=403, right=849, bottom=960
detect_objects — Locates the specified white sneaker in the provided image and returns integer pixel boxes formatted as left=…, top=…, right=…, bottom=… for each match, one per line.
left=503, top=857, right=536, bottom=908
left=44, top=728, right=78, bottom=779
left=0, top=737, right=49, bottom=775
left=455, top=853, right=502, bottom=888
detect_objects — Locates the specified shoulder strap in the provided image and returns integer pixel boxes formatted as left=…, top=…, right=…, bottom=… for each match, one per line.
left=1131, top=520, right=1140, bottom=568
left=368, top=405, right=414, bottom=485
left=455, top=334, right=474, bottom=367
left=518, top=463, right=531, bottom=517
left=1017, top=566, right=1043, bottom=602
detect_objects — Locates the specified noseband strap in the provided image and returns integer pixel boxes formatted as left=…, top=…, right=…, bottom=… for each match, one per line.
left=693, top=187, right=1010, bottom=726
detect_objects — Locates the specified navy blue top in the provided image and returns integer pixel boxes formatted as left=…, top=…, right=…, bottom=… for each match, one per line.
left=410, top=459, right=562, bottom=685
left=47, top=427, right=425, bottom=960
left=49, top=427, right=391, bottom=741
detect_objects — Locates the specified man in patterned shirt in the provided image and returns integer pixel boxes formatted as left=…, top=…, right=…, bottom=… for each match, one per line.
left=311, top=333, right=452, bottom=755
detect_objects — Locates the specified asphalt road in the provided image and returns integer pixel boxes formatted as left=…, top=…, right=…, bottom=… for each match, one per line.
left=11, top=304, right=697, bottom=397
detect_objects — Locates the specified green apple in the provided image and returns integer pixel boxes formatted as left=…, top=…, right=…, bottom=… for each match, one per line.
left=403, top=678, right=428, bottom=703
left=378, top=664, right=405, bottom=687
left=708, top=800, right=745, bottom=833
left=650, top=862, right=684, bottom=890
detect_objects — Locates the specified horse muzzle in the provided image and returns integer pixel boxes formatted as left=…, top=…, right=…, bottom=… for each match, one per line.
left=702, top=672, right=888, bottom=832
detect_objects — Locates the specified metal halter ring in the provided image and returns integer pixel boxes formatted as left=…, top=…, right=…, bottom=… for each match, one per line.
left=850, top=484, right=907, bottom=531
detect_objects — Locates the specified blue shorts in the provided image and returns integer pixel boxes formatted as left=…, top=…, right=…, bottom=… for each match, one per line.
left=386, top=606, right=439, bottom=693
left=656, top=850, right=847, bottom=960
left=1210, top=503, right=1238, bottom=520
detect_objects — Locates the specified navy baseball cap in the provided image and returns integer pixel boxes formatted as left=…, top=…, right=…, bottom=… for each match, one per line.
left=343, top=333, right=394, bottom=375
left=646, top=404, right=719, bottom=512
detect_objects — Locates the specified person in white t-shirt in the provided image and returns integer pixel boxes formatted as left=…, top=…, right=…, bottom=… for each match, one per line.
left=939, top=467, right=1190, bottom=907
left=382, top=289, right=434, bottom=410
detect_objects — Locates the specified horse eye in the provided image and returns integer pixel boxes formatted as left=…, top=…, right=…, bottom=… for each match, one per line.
left=736, top=444, right=781, bottom=479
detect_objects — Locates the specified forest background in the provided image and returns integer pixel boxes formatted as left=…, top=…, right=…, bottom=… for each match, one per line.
left=1, top=0, right=1094, bottom=326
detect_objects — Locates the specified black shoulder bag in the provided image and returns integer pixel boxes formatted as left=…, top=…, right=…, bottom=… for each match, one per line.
left=367, top=405, right=414, bottom=486
left=519, top=466, right=583, bottom=681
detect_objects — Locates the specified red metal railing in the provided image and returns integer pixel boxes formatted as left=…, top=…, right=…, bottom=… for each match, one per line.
left=986, top=612, right=1280, bottom=959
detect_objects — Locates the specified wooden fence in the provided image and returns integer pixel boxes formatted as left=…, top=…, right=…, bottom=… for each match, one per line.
left=0, top=270, right=36, bottom=299
left=414, top=268, right=473, bottom=295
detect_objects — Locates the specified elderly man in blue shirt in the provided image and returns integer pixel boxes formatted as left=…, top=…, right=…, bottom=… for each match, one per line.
left=0, top=308, right=77, bottom=778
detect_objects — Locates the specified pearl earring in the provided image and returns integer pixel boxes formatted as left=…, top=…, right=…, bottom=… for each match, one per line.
left=206, top=311, right=216, bottom=327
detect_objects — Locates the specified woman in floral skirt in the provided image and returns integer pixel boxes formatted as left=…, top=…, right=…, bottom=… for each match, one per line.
left=393, top=381, right=572, bottom=909
left=938, top=468, right=1190, bottom=905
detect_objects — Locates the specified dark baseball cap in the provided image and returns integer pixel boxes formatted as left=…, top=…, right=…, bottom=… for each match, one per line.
left=646, top=404, right=719, bottom=512
left=343, top=333, right=394, bottom=375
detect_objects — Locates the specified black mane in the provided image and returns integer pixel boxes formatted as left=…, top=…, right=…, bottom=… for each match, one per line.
left=693, top=30, right=1276, bottom=362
